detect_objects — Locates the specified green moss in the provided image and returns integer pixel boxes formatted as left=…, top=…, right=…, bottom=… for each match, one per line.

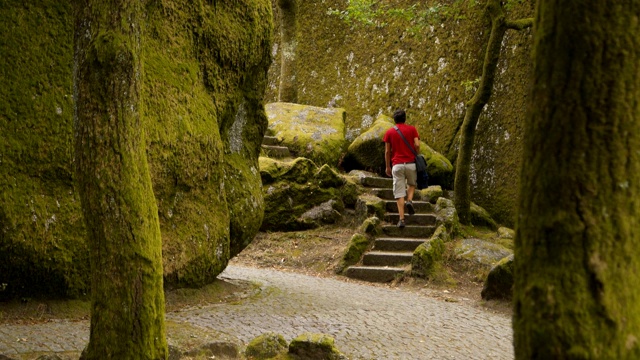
left=411, top=237, right=445, bottom=278
left=288, top=333, right=345, bottom=360
left=336, top=233, right=372, bottom=274
left=1, top=0, right=273, bottom=298
left=481, top=254, right=514, bottom=300
left=343, top=115, right=392, bottom=173
left=419, top=185, right=444, bottom=203
left=265, top=103, right=347, bottom=167
left=470, top=202, right=499, bottom=230
left=435, top=197, right=461, bottom=237
left=315, top=164, right=345, bottom=188
left=245, top=332, right=289, bottom=359
left=356, top=194, right=386, bottom=219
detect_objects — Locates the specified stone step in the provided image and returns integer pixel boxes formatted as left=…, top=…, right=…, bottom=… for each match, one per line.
left=344, top=266, right=407, bottom=283
left=261, top=144, right=290, bottom=158
left=384, top=213, right=437, bottom=226
left=382, top=225, right=435, bottom=238
left=362, top=251, right=413, bottom=266
left=373, top=238, right=425, bottom=252
left=361, top=176, right=393, bottom=188
left=368, top=188, right=395, bottom=200
left=385, top=200, right=434, bottom=214
left=262, top=136, right=281, bottom=146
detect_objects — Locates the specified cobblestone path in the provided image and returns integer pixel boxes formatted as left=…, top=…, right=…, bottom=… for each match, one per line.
left=0, top=265, right=513, bottom=359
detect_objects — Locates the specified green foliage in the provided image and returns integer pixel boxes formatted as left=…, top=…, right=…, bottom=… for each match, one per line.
left=327, top=0, right=480, bottom=31
left=326, top=0, right=384, bottom=27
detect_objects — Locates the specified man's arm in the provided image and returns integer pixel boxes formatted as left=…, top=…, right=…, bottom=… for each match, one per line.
left=385, top=142, right=392, bottom=177
left=413, top=137, right=420, bottom=153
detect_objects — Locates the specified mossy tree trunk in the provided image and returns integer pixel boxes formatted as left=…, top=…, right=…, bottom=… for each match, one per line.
left=74, top=0, right=167, bottom=359
left=277, top=0, right=298, bottom=103
left=514, top=0, right=640, bottom=358
left=453, top=0, right=532, bottom=224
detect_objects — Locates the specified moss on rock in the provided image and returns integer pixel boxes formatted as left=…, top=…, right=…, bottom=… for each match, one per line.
left=265, top=102, right=347, bottom=167
left=259, top=157, right=318, bottom=185
left=336, top=233, right=372, bottom=274
left=355, top=194, right=386, bottom=220
left=1, top=0, right=273, bottom=298
left=245, top=332, right=288, bottom=359
left=469, top=202, right=499, bottom=230
left=411, top=237, right=445, bottom=279
left=455, top=238, right=513, bottom=281
left=342, top=115, right=392, bottom=173
left=434, top=197, right=461, bottom=237
left=288, top=333, right=346, bottom=360
left=481, top=254, right=514, bottom=300
left=419, top=185, right=444, bottom=204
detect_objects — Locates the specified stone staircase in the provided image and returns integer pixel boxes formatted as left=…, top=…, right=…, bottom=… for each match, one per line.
left=261, top=135, right=291, bottom=158
left=345, top=176, right=437, bottom=282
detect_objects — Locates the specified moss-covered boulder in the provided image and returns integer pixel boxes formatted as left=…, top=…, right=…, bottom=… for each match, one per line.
left=434, top=198, right=460, bottom=237
left=411, top=237, right=446, bottom=279
left=265, top=102, right=347, bottom=167
left=245, top=332, right=288, bottom=359
left=259, top=157, right=319, bottom=185
left=0, top=0, right=272, bottom=298
left=260, top=159, right=358, bottom=231
left=354, top=194, right=386, bottom=220
left=470, top=202, right=499, bottom=231
left=419, top=185, right=444, bottom=204
left=336, top=232, right=373, bottom=274
left=288, top=333, right=346, bottom=360
left=343, top=115, right=454, bottom=187
left=481, top=254, right=514, bottom=300
left=297, top=200, right=343, bottom=229
left=359, top=216, right=381, bottom=235
left=342, top=115, right=392, bottom=173
left=497, top=226, right=515, bottom=240
left=455, top=239, right=513, bottom=281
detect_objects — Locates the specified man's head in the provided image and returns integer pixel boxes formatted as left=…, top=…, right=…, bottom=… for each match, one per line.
left=393, top=109, right=406, bottom=124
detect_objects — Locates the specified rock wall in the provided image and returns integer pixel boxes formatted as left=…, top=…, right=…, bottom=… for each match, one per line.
left=0, top=0, right=273, bottom=298
left=268, top=0, right=534, bottom=225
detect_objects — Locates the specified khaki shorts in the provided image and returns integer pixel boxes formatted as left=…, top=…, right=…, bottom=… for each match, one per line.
left=392, top=163, right=417, bottom=199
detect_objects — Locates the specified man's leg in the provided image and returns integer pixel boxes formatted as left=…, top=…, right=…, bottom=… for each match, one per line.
left=392, top=164, right=407, bottom=227
left=397, top=196, right=405, bottom=219
left=407, top=185, right=415, bottom=202
left=405, top=165, right=417, bottom=215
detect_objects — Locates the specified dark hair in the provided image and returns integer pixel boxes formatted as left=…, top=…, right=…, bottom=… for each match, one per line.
left=393, top=109, right=406, bottom=124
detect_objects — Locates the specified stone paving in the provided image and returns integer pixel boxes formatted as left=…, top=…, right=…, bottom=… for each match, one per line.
left=0, top=265, right=514, bottom=359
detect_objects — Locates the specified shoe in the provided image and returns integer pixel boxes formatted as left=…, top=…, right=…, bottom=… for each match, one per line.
left=406, top=201, right=415, bottom=216
left=397, top=219, right=405, bottom=228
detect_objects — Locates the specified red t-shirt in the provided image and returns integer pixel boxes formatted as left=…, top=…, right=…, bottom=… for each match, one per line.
left=383, top=123, right=420, bottom=166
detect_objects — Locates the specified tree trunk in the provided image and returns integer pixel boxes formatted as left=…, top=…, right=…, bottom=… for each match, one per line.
left=74, top=0, right=167, bottom=359
left=514, top=0, right=640, bottom=358
left=277, top=0, right=298, bottom=103
left=454, top=0, right=506, bottom=224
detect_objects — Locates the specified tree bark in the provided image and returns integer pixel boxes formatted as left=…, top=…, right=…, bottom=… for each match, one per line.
left=74, top=0, right=167, bottom=358
left=277, top=0, right=298, bottom=103
left=454, top=0, right=507, bottom=224
left=514, top=0, right=640, bottom=358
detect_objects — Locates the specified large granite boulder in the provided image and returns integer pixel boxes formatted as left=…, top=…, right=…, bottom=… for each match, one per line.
left=265, top=102, right=347, bottom=167
left=343, top=115, right=454, bottom=187
left=0, top=1, right=273, bottom=298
